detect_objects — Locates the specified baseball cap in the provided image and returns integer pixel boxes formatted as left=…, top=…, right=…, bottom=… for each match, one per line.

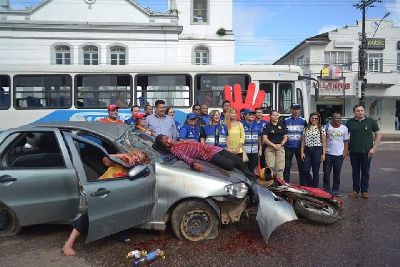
left=242, top=109, right=256, bottom=116
left=134, top=113, right=145, bottom=119
left=107, top=104, right=119, bottom=111
left=291, top=103, right=301, bottom=109
left=187, top=113, right=198, bottom=120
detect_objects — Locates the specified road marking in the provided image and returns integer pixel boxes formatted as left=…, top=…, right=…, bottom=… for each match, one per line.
left=380, top=168, right=399, bottom=172
left=381, top=194, right=400, bottom=198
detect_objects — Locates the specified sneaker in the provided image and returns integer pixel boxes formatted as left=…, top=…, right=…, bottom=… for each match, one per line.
left=332, top=191, right=339, bottom=197
left=348, top=191, right=359, bottom=197
left=362, top=192, right=369, bottom=199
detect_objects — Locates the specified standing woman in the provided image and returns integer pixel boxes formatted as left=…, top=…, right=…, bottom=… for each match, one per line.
left=224, top=108, right=245, bottom=156
left=200, top=110, right=229, bottom=148
left=301, top=112, right=326, bottom=187
left=262, top=110, right=287, bottom=178
left=166, top=107, right=181, bottom=140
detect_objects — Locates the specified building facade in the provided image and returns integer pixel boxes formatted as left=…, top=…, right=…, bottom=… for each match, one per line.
left=0, top=0, right=234, bottom=66
left=274, top=20, right=400, bottom=133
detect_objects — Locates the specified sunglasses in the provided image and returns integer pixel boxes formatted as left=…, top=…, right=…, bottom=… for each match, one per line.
left=193, top=109, right=200, bottom=111
left=310, top=117, right=319, bottom=120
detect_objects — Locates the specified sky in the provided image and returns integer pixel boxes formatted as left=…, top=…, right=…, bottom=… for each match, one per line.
left=8, top=0, right=400, bottom=64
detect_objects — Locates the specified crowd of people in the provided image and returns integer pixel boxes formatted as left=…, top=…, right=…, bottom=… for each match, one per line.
left=98, top=99, right=381, bottom=199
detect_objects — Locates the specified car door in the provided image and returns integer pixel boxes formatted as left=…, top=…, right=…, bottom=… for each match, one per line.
left=63, top=133, right=156, bottom=243
left=0, top=128, right=80, bottom=226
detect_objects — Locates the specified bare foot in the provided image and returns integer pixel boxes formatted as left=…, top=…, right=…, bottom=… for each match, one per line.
left=63, top=243, right=76, bottom=256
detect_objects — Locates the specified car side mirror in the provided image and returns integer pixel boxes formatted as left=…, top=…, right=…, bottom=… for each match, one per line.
left=128, top=164, right=150, bottom=180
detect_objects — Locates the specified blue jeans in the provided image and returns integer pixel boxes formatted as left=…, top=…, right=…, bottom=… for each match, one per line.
left=284, top=147, right=305, bottom=183
left=350, top=152, right=372, bottom=193
left=303, top=146, right=323, bottom=187
left=323, top=154, right=344, bottom=193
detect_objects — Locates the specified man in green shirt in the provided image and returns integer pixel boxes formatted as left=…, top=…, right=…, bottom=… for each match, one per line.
left=346, top=104, right=381, bottom=199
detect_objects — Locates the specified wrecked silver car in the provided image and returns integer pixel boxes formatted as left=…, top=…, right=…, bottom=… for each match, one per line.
left=0, top=122, right=296, bottom=243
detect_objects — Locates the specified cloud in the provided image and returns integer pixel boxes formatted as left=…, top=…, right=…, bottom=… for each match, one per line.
left=318, top=25, right=338, bottom=34
left=385, top=0, right=400, bottom=25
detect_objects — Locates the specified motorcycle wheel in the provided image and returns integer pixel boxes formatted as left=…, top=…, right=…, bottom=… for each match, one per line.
left=294, top=199, right=339, bottom=224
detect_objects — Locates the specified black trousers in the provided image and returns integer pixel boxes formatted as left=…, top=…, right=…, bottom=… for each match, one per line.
left=72, top=212, right=89, bottom=233
left=210, top=150, right=256, bottom=180
left=247, top=152, right=259, bottom=173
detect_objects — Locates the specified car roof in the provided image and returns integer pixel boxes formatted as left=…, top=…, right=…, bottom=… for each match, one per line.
left=25, top=122, right=131, bottom=141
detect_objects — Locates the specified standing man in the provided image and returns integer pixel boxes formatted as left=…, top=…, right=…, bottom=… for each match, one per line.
left=323, top=111, right=349, bottom=196
left=144, top=100, right=177, bottom=140
left=124, top=105, right=140, bottom=126
left=200, top=104, right=210, bottom=125
left=99, top=104, right=124, bottom=124
left=255, top=107, right=268, bottom=168
left=220, top=100, right=231, bottom=122
left=283, top=103, right=307, bottom=183
left=241, top=109, right=263, bottom=173
left=346, top=104, right=381, bottom=199
left=144, top=104, right=153, bottom=116
left=192, top=104, right=205, bottom=127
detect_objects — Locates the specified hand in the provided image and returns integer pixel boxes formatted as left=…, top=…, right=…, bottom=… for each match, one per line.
left=321, top=154, right=326, bottom=162
left=368, top=148, right=376, bottom=158
left=224, top=82, right=266, bottom=119
left=343, top=151, right=348, bottom=159
left=192, top=162, right=203, bottom=171
left=275, top=144, right=282, bottom=150
left=301, top=152, right=305, bottom=160
left=258, top=149, right=262, bottom=156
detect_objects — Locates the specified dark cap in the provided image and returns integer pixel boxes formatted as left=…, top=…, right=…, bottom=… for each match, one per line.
left=242, top=109, right=256, bottom=116
left=187, top=113, right=198, bottom=120
left=107, top=104, right=119, bottom=111
left=291, top=103, right=301, bottom=109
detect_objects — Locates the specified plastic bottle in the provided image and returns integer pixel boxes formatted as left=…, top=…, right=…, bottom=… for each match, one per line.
left=131, top=249, right=165, bottom=266
left=126, top=250, right=147, bottom=259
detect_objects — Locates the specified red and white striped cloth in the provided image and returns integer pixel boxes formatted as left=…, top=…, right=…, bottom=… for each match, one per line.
left=170, top=141, right=223, bottom=167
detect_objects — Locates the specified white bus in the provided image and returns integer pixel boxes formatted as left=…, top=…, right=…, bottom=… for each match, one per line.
left=0, top=65, right=308, bottom=130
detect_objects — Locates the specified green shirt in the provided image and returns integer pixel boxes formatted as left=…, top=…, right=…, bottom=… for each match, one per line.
left=346, top=117, right=379, bottom=153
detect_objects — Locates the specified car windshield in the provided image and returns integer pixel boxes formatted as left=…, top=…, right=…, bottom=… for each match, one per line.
left=115, top=128, right=176, bottom=164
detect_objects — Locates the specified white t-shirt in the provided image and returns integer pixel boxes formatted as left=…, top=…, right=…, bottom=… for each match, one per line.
left=325, top=124, right=349, bottom=156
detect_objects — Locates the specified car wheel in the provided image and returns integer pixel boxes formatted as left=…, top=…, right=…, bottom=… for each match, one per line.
left=0, top=204, right=20, bottom=236
left=171, top=200, right=219, bottom=241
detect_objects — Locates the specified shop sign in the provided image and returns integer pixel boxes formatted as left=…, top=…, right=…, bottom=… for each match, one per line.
left=320, top=65, right=343, bottom=80
left=367, top=38, right=385, bottom=50
left=314, top=81, right=352, bottom=96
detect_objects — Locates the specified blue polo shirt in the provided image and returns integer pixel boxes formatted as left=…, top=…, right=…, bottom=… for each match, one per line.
left=241, top=120, right=263, bottom=154
left=180, top=124, right=200, bottom=141
left=124, top=117, right=136, bottom=127
left=283, top=116, right=307, bottom=149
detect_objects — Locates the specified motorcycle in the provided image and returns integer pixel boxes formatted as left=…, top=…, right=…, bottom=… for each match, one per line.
left=260, top=168, right=343, bottom=224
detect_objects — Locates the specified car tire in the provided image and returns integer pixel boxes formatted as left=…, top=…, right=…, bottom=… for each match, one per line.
left=0, top=204, right=21, bottom=236
left=294, top=199, right=339, bottom=224
left=171, top=200, right=219, bottom=241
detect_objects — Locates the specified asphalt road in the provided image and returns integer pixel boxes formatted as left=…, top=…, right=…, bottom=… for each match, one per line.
left=1, top=143, right=399, bottom=267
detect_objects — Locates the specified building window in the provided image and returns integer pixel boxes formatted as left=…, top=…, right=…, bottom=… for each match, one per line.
left=397, top=53, right=400, bottom=71
left=324, top=51, right=352, bottom=70
left=192, top=0, right=208, bottom=23
left=367, top=53, right=383, bottom=72
left=110, top=46, right=126, bottom=65
left=194, top=46, right=210, bottom=65
left=82, top=45, right=99, bottom=65
left=55, top=45, right=71, bottom=65
left=297, top=56, right=304, bottom=68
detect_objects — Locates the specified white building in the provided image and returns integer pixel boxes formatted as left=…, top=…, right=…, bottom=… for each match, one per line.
left=274, top=20, right=400, bottom=133
left=0, top=0, right=234, bottom=65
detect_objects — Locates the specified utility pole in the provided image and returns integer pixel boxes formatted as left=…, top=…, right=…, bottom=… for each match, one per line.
left=354, top=0, right=381, bottom=106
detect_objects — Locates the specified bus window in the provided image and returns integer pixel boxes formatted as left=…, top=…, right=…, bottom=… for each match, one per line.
left=296, top=88, right=304, bottom=117
left=75, top=75, right=131, bottom=108
left=195, top=74, right=250, bottom=108
left=259, top=82, right=274, bottom=114
left=0, top=75, right=11, bottom=110
left=14, top=75, right=72, bottom=109
left=136, top=75, right=191, bottom=107
left=278, top=82, right=293, bottom=114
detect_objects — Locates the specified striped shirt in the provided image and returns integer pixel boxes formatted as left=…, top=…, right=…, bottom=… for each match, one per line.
left=170, top=141, right=223, bottom=167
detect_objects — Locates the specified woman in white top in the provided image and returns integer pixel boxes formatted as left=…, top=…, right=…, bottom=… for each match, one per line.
left=301, top=112, right=326, bottom=188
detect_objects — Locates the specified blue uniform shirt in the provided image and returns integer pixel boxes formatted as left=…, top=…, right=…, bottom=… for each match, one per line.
left=283, top=116, right=307, bottom=149
left=241, top=120, right=263, bottom=154
left=255, top=119, right=268, bottom=130
left=124, top=117, right=136, bottom=127
left=180, top=124, right=200, bottom=141
left=201, top=124, right=229, bottom=148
